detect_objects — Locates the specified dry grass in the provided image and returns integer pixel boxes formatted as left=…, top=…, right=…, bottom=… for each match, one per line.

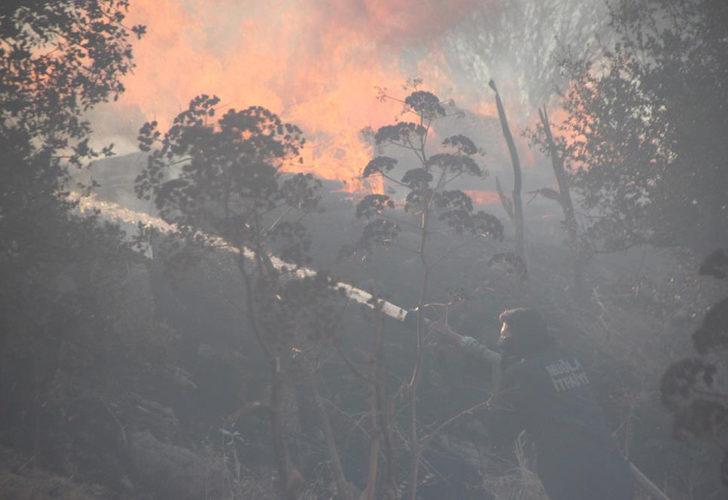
left=482, top=433, right=548, bottom=500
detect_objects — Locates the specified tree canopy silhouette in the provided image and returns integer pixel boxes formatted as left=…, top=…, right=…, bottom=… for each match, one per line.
left=543, top=0, right=728, bottom=253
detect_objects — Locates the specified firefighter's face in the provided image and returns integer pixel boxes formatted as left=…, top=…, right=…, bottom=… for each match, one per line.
left=499, top=321, right=511, bottom=340
left=497, top=320, right=518, bottom=354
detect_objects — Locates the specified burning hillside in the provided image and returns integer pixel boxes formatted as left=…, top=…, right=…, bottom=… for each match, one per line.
left=89, top=0, right=510, bottom=189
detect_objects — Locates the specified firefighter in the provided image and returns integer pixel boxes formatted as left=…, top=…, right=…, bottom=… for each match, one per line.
left=443, top=307, right=634, bottom=500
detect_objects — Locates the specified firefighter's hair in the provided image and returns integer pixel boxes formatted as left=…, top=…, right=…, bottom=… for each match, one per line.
left=499, top=308, right=546, bottom=334
left=498, top=307, right=553, bottom=356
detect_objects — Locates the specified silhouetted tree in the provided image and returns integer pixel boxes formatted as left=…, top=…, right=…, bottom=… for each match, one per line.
left=543, top=0, right=728, bottom=254
left=356, top=86, right=502, bottom=499
left=528, top=106, right=585, bottom=293
left=0, top=0, right=144, bottom=471
left=1, top=0, right=144, bottom=164
left=1, top=0, right=144, bottom=262
left=136, top=96, right=349, bottom=499
left=538, top=0, right=728, bottom=487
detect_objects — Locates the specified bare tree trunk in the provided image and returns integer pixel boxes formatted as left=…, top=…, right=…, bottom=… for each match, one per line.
left=362, top=314, right=383, bottom=500
left=270, top=361, right=298, bottom=500
left=309, top=372, right=352, bottom=500
left=490, top=80, right=527, bottom=275
left=339, top=309, right=395, bottom=500
left=407, top=197, right=432, bottom=500
left=363, top=312, right=397, bottom=500
left=32, top=355, right=40, bottom=470
left=362, top=414, right=380, bottom=500
left=236, top=255, right=298, bottom=499
left=495, top=176, right=514, bottom=221
left=538, top=106, right=584, bottom=293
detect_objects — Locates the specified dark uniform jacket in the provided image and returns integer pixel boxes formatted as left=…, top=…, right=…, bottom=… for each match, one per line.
left=467, top=341, right=634, bottom=500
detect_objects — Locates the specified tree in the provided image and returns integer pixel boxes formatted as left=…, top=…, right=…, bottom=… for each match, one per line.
left=1, top=0, right=145, bottom=316
left=539, top=0, right=728, bottom=487
left=135, top=96, right=347, bottom=499
left=0, top=0, right=145, bottom=478
left=355, top=86, right=503, bottom=499
left=1, top=0, right=144, bottom=164
left=544, top=0, right=728, bottom=254
left=527, top=106, right=584, bottom=293
left=490, top=79, right=527, bottom=276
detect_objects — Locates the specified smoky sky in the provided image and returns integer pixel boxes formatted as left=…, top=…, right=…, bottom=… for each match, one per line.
left=88, top=0, right=606, bottom=186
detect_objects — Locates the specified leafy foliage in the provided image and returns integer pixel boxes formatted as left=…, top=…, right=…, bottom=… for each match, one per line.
left=1, top=0, right=143, bottom=167
left=374, top=122, right=427, bottom=146
left=0, top=1, right=144, bottom=285
left=356, top=194, right=395, bottom=219
left=433, top=190, right=472, bottom=232
left=545, top=0, right=728, bottom=252
left=401, top=168, right=433, bottom=189
left=442, top=134, right=478, bottom=155
left=135, top=95, right=320, bottom=260
left=0, top=1, right=153, bottom=490
left=352, top=88, right=504, bottom=498
left=355, top=89, right=500, bottom=253
left=426, top=153, right=482, bottom=177
left=404, top=91, right=445, bottom=120
left=487, top=251, right=527, bottom=278
left=358, top=218, right=400, bottom=251
left=134, top=94, right=330, bottom=344
left=544, top=3, right=728, bottom=483
left=255, top=272, right=344, bottom=350
left=135, top=96, right=344, bottom=496
left=470, top=212, right=505, bottom=241
left=1, top=0, right=145, bottom=354
left=661, top=248, right=728, bottom=484
left=661, top=358, right=717, bottom=413
left=362, top=156, right=398, bottom=178
left=693, top=297, right=728, bottom=356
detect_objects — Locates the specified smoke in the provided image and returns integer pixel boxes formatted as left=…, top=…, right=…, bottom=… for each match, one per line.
left=90, top=0, right=486, bottom=188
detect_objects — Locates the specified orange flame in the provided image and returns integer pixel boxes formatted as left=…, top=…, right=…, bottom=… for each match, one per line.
left=95, top=0, right=489, bottom=191
left=463, top=189, right=500, bottom=206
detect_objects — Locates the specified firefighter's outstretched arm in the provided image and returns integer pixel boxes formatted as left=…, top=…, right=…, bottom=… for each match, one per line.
left=457, top=335, right=502, bottom=364
left=425, top=318, right=501, bottom=364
